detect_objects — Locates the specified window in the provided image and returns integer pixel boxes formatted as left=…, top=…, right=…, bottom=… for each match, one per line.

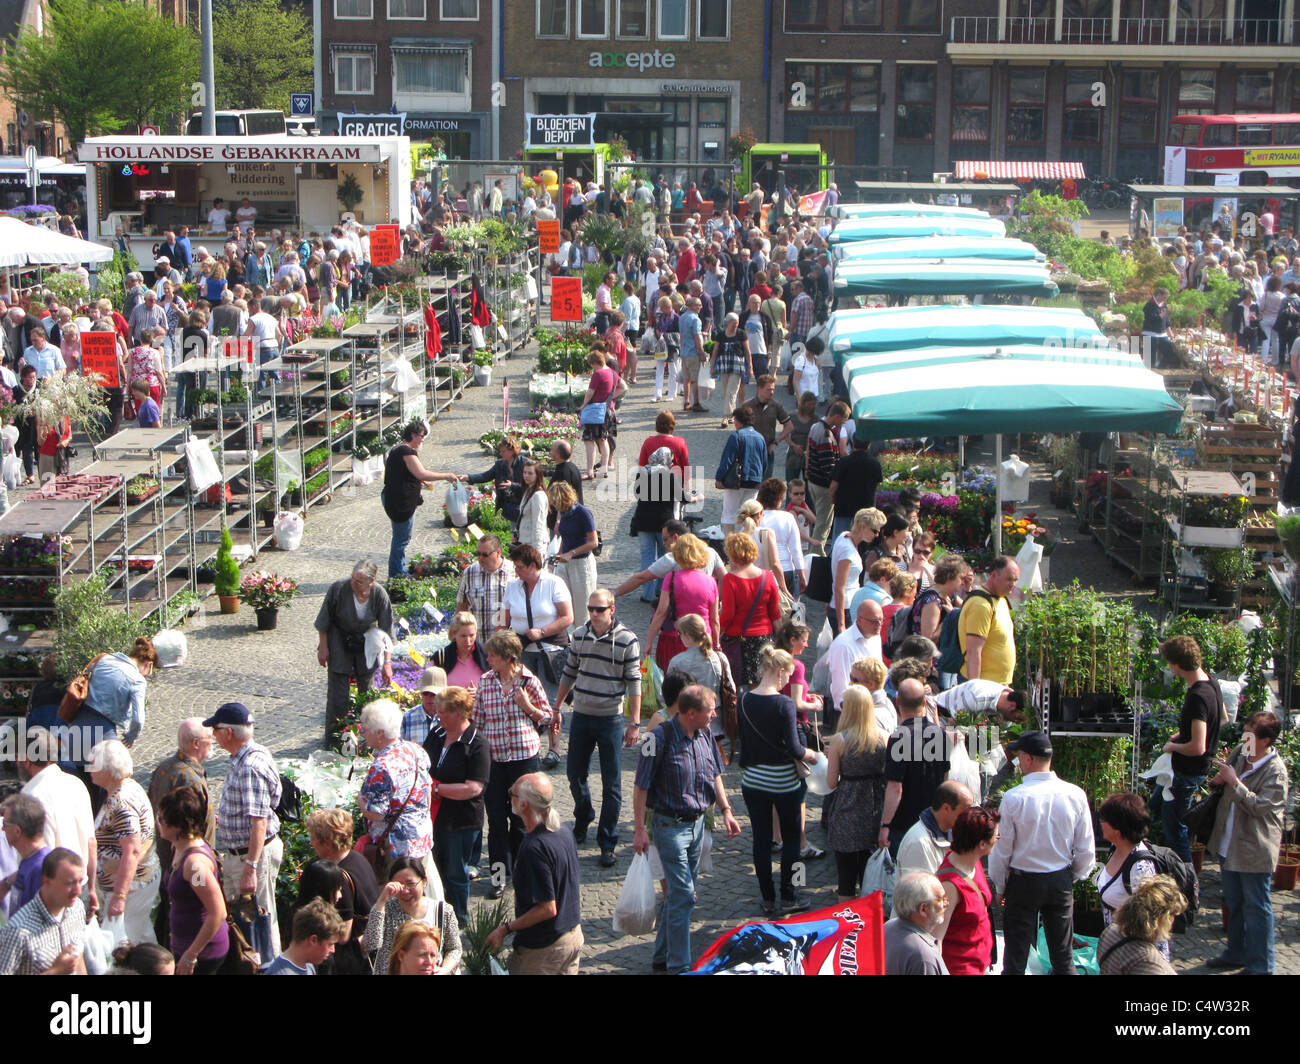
left=895, top=65, right=935, bottom=141
left=785, top=0, right=825, bottom=29
left=1177, top=69, right=1215, bottom=115
left=658, top=0, right=687, bottom=37
left=1007, top=69, right=1045, bottom=144
left=388, top=0, right=424, bottom=17
left=334, top=50, right=374, bottom=94
left=394, top=50, right=469, bottom=96
left=334, top=0, right=371, bottom=16
left=578, top=0, right=608, bottom=36
left=898, top=0, right=938, bottom=29
left=1063, top=68, right=1102, bottom=143
left=951, top=66, right=990, bottom=143
left=1203, top=123, right=1234, bottom=146
left=441, top=0, right=479, bottom=16
left=698, top=0, right=728, bottom=38
left=537, top=0, right=568, bottom=36
left=617, top=0, right=647, bottom=35
left=842, top=0, right=880, bottom=26
left=785, top=61, right=877, bottom=113
left=1120, top=70, right=1159, bottom=143
left=1235, top=69, right=1273, bottom=111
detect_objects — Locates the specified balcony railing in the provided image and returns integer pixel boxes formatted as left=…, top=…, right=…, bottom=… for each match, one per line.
left=1116, top=16, right=1168, bottom=43
left=950, top=14, right=1286, bottom=45
left=1060, top=16, right=1109, bottom=43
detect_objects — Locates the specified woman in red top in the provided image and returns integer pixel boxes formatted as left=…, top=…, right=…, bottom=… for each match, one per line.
left=935, top=806, right=999, bottom=975
left=748, top=270, right=774, bottom=302
left=637, top=409, right=691, bottom=487
left=579, top=348, right=626, bottom=480
left=720, top=532, right=782, bottom=687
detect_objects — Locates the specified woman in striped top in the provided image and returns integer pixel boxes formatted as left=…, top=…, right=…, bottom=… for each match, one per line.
left=738, top=645, right=819, bottom=916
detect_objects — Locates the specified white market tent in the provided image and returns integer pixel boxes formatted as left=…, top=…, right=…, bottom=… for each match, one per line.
left=0, top=216, right=114, bottom=268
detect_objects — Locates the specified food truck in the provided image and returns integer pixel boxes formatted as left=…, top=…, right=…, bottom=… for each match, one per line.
left=78, top=134, right=412, bottom=268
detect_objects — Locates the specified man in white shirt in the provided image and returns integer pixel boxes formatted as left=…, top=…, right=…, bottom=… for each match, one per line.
left=891, top=780, right=972, bottom=917
left=826, top=599, right=884, bottom=720
left=988, top=731, right=1095, bottom=975
left=17, top=728, right=97, bottom=900
left=933, top=680, right=1026, bottom=722
left=207, top=198, right=230, bottom=234
left=235, top=198, right=258, bottom=232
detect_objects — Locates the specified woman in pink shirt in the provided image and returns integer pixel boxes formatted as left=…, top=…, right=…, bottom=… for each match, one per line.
left=580, top=348, right=626, bottom=480
left=647, top=534, right=720, bottom=670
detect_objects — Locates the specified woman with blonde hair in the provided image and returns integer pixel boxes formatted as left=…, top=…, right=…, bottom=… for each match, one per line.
left=824, top=684, right=889, bottom=901
left=736, top=497, right=792, bottom=599
left=305, top=806, right=379, bottom=974
left=850, top=656, right=897, bottom=732
left=647, top=533, right=720, bottom=670
left=548, top=480, right=598, bottom=626
left=1098, top=874, right=1186, bottom=975
left=720, top=531, right=782, bottom=687
left=517, top=458, right=550, bottom=555
left=387, top=920, right=444, bottom=974
left=665, top=611, right=735, bottom=759
left=829, top=507, right=885, bottom=635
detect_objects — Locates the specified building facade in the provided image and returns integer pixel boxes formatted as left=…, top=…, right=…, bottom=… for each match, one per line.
left=768, top=0, right=1299, bottom=181
left=314, top=0, right=495, bottom=157
left=500, top=0, right=768, bottom=168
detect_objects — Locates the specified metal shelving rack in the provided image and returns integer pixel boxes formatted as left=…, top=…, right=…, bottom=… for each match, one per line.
left=1093, top=434, right=1163, bottom=582
left=1157, top=467, right=1245, bottom=620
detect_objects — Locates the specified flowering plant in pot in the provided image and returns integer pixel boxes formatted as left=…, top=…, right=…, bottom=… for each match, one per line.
left=239, top=571, right=299, bottom=630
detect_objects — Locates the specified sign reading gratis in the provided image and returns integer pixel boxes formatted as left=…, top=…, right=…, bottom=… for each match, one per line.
left=526, top=113, right=597, bottom=149
left=338, top=113, right=406, bottom=137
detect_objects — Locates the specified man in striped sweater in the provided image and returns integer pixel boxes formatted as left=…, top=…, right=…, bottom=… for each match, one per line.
left=556, top=589, right=642, bottom=868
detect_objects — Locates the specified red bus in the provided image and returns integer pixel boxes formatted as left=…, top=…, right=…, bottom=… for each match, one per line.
left=1167, top=113, right=1300, bottom=185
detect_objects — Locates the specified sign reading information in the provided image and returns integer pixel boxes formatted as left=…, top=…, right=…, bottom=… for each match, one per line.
left=526, top=114, right=596, bottom=149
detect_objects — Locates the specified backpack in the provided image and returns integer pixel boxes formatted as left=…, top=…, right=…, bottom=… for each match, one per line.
left=936, top=589, right=995, bottom=675
left=882, top=604, right=913, bottom=659
left=805, top=419, right=840, bottom=487
left=1119, top=844, right=1199, bottom=933
left=1277, top=295, right=1300, bottom=336
left=274, top=773, right=304, bottom=824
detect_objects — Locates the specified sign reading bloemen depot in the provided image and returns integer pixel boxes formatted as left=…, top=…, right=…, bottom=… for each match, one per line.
left=526, top=113, right=597, bottom=148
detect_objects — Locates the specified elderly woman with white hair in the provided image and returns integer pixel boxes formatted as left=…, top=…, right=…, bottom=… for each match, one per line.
left=315, top=559, right=394, bottom=745
left=357, top=698, right=442, bottom=899
left=89, top=739, right=161, bottom=945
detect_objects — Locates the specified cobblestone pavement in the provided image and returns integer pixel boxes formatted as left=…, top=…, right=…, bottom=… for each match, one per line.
left=115, top=340, right=1299, bottom=976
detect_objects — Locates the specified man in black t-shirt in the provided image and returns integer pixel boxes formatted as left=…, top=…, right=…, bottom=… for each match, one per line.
left=880, top=678, right=953, bottom=858
left=829, top=436, right=884, bottom=541
left=1159, top=635, right=1225, bottom=861
left=486, top=773, right=583, bottom=974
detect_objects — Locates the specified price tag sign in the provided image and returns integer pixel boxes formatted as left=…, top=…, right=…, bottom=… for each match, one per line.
left=222, top=336, right=254, bottom=366
left=80, top=332, right=120, bottom=387
left=537, top=218, right=561, bottom=255
left=370, top=224, right=400, bottom=266
left=551, top=276, right=583, bottom=322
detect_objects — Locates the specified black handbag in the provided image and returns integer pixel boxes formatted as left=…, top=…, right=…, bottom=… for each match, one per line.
left=721, top=432, right=743, bottom=490
left=1180, top=787, right=1223, bottom=845
left=805, top=555, right=833, bottom=603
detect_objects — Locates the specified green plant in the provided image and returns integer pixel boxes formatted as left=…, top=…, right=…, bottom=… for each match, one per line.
left=337, top=171, right=364, bottom=212
left=125, top=473, right=159, bottom=497
left=1014, top=584, right=1138, bottom=697
left=222, top=380, right=249, bottom=405
left=577, top=214, right=627, bottom=260
left=52, top=572, right=151, bottom=683
left=1163, top=614, right=1249, bottom=678
left=1275, top=514, right=1300, bottom=560
left=459, top=897, right=510, bottom=975
left=238, top=570, right=299, bottom=609
left=472, top=348, right=494, bottom=367
left=275, top=789, right=318, bottom=920
left=1182, top=493, right=1248, bottom=528
left=1203, top=547, right=1255, bottom=588
left=213, top=526, right=241, bottom=597
left=728, top=127, right=757, bottom=159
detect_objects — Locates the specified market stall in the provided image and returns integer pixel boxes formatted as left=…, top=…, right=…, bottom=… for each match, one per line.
left=850, top=181, right=1021, bottom=216
left=1128, top=183, right=1300, bottom=238
left=0, top=216, right=114, bottom=268
left=78, top=134, right=414, bottom=268
left=0, top=155, right=85, bottom=216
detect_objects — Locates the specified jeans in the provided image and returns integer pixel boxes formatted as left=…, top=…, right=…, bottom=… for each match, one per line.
left=175, top=371, right=196, bottom=419
left=1001, top=867, right=1075, bottom=975
left=567, top=712, right=625, bottom=850
left=830, top=514, right=854, bottom=542
left=742, top=785, right=803, bottom=902
left=257, top=344, right=280, bottom=389
left=638, top=532, right=664, bottom=603
left=485, top=756, right=539, bottom=880
left=1220, top=868, right=1274, bottom=974
left=1163, top=771, right=1206, bottom=863
left=388, top=516, right=415, bottom=578
left=434, top=826, right=481, bottom=926
left=651, top=812, right=704, bottom=974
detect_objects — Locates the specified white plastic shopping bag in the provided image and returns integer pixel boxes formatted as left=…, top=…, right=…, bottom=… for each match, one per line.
left=82, top=916, right=115, bottom=974
left=612, top=852, right=658, bottom=936
left=273, top=510, right=305, bottom=551
left=386, top=356, right=421, bottom=394
left=947, top=738, right=982, bottom=799
left=445, top=481, right=470, bottom=527
left=862, top=847, right=896, bottom=910
left=805, top=751, right=831, bottom=796
left=469, top=324, right=487, bottom=350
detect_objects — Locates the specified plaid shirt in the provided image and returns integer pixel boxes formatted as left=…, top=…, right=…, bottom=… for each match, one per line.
left=634, top=716, right=724, bottom=818
left=215, top=741, right=281, bottom=851
left=457, top=559, right=516, bottom=635
left=401, top=705, right=438, bottom=745
left=0, top=893, right=87, bottom=975
left=789, top=292, right=814, bottom=340
left=474, top=665, right=552, bottom=763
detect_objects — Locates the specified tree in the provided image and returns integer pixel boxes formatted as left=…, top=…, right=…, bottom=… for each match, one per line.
left=211, top=0, right=313, bottom=113
left=0, top=0, right=197, bottom=144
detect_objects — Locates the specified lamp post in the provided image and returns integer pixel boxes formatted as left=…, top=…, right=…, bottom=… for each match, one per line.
left=200, top=0, right=216, bottom=136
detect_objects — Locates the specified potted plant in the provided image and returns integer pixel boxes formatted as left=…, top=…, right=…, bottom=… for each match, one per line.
left=125, top=474, right=160, bottom=504
left=337, top=171, right=364, bottom=217
left=1203, top=547, right=1254, bottom=606
left=472, top=347, right=494, bottom=386
left=213, top=526, right=241, bottom=614
left=239, top=570, right=299, bottom=630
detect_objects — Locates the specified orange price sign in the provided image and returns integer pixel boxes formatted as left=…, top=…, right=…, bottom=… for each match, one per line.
left=550, top=276, right=583, bottom=323
left=371, top=224, right=400, bottom=266
left=537, top=219, right=561, bottom=255
left=80, top=331, right=120, bottom=387
left=222, top=336, right=254, bottom=365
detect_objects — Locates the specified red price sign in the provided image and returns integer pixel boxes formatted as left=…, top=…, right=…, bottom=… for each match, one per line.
left=370, top=224, right=400, bottom=266
left=222, top=337, right=254, bottom=365
left=80, top=332, right=120, bottom=387
left=550, top=276, right=583, bottom=323
left=537, top=219, right=561, bottom=255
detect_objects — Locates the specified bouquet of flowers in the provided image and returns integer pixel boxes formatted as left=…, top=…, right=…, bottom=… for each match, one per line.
left=238, top=570, right=300, bottom=609
left=1001, top=512, right=1056, bottom=555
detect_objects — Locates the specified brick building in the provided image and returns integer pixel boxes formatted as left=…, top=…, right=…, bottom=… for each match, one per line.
left=500, top=0, right=768, bottom=167
left=313, top=0, right=496, bottom=156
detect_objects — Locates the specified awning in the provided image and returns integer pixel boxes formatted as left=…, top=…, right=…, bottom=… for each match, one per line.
left=845, top=344, right=1182, bottom=439
left=826, top=304, right=1102, bottom=357
left=0, top=216, right=113, bottom=268
left=832, top=259, right=1057, bottom=299
left=954, top=160, right=1086, bottom=181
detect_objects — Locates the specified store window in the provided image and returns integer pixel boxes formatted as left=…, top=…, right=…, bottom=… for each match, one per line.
left=617, top=0, right=647, bottom=35
left=578, top=0, right=608, bottom=37
left=1177, top=69, right=1216, bottom=114
left=1064, top=68, right=1102, bottom=142
left=842, top=0, right=880, bottom=26
left=849, top=64, right=879, bottom=111
left=1119, top=69, right=1159, bottom=143
left=333, top=50, right=375, bottom=94
left=537, top=0, right=568, bottom=37
left=441, top=0, right=478, bottom=17
left=334, top=0, right=372, bottom=17
left=658, top=0, right=687, bottom=38
left=898, top=0, right=938, bottom=29
left=785, top=62, right=877, bottom=114
left=698, top=0, right=728, bottom=39
left=394, top=50, right=469, bottom=105
left=1235, top=69, right=1273, bottom=111
left=895, top=65, right=935, bottom=141
left=951, top=66, right=990, bottom=144
left=785, top=0, right=826, bottom=29
left=1007, top=68, right=1045, bottom=144
left=388, top=0, right=424, bottom=18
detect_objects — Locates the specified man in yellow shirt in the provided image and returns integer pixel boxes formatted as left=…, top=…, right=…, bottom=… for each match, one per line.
left=958, top=557, right=1020, bottom=685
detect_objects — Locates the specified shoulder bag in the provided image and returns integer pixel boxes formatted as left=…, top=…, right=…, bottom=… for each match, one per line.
left=354, top=772, right=419, bottom=879
left=712, top=650, right=738, bottom=741
left=720, top=432, right=743, bottom=489
left=57, top=652, right=109, bottom=724
left=1179, top=786, right=1223, bottom=845
left=522, top=579, right=569, bottom=687
left=739, top=691, right=810, bottom=779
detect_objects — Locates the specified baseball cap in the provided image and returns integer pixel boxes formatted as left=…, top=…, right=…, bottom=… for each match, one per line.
left=418, top=665, right=448, bottom=694
left=202, top=702, right=255, bottom=728
left=1006, top=730, right=1052, bottom=759
left=155, top=256, right=170, bottom=264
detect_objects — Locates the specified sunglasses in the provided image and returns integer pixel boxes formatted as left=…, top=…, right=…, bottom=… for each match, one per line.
left=476, top=550, right=497, bottom=558
left=588, top=605, right=612, bottom=613
left=915, top=549, right=931, bottom=557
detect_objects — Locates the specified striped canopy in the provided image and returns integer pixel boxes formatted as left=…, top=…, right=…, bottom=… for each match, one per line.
left=827, top=215, right=1006, bottom=244
left=833, top=235, right=1045, bottom=263
left=827, top=304, right=1106, bottom=358
left=953, top=160, right=1086, bottom=180
left=845, top=344, right=1183, bottom=439
left=832, top=259, right=1058, bottom=298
